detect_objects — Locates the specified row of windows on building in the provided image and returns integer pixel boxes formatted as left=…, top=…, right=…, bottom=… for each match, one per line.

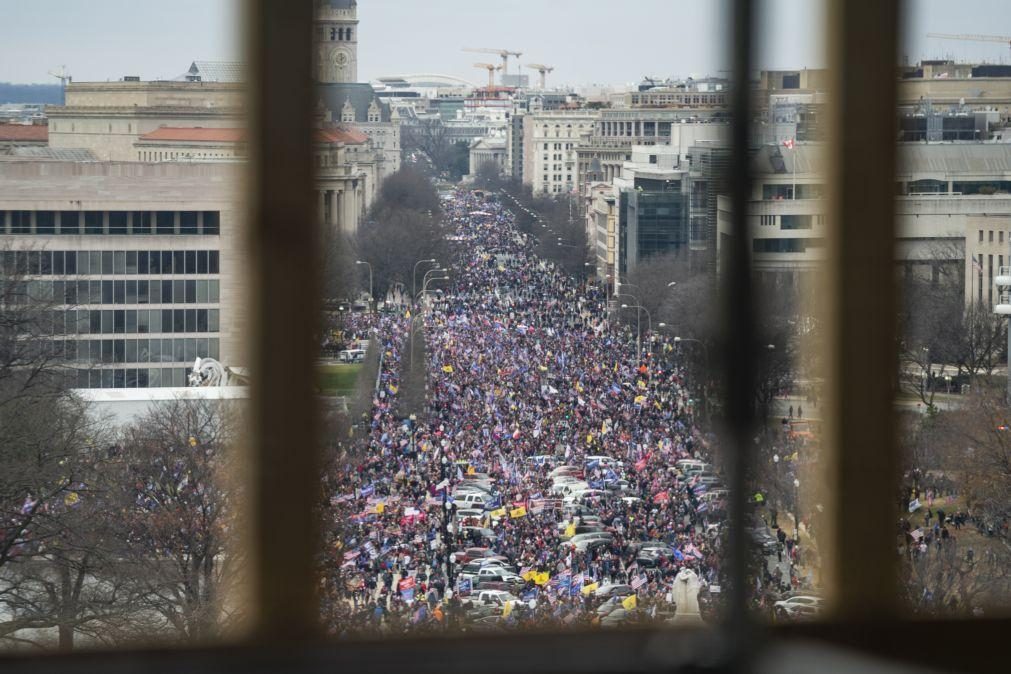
left=977, top=229, right=1008, bottom=245
left=597, top=121, right=678, bottom=137
left=752, top=237, right=826, bottom=253
left=757, top=214, right=825, bottom=229
left=1, top=250, right=220, bottom=277
left=762, top=184, right=826, bottom=200
left=40, top=308, right=221, bottom=336
left=137, top=150, right=238, bottom=162
left=75, top=366, right=216, bottom=390
left=58, top=337, right=220, bottom=367
left=20, top=279, right=221, bottom=307
left=0, top=210, right=221, bottom=236
left=628, top=93, right=727, bottom=107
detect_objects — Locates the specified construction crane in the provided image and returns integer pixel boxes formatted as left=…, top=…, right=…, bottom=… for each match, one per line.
left=927, top=33, right=1011, bottom=50
left=48, top=65, right=72, bottom=105
left=463, top=47, right=522, bottom=82
left=473, top=63, right=502, bottom=89
left=525, top=63, right=554, bottom=89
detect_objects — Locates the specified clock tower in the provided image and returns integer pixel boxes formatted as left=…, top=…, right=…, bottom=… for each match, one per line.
left=315, top=0, right=359, bottom=84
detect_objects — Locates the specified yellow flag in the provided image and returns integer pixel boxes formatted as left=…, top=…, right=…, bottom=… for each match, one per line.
left=622, top=594, right=638, bottom=610
left=388, top=384, right=398, bottom=395
left=405, top=309, right=411, bottom=319
left=564, top=523, right=576, bottom=538
left=534, top=571, right=550, bottom=586
left=634, top=395, right=646, bottom=405
left=64, top=492, right=80, bottom=507
left=502, top=600, right=513, bottom=617
left=442, top=365, right=454, bottom=373
left=521, top=569, right=536, bottom=581
left=375, top=502, right=385, bottom=514
left=538, top=365, right=548, bottom=372
left=467, top=465, right=476, bottom=475
left=637, top=380, right=647, bottom=390
left=581, top=581, right=599, bottom=596
left=586, top=434, right=593, bottom=445
left=576, top=381, right=584, bottom=393
left=490, top=507, right=507, bottom=519
left=510, top=505, right=527, bottom=519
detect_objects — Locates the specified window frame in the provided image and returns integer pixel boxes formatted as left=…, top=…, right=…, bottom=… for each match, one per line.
left=2, top=1, right=1008, bottom=672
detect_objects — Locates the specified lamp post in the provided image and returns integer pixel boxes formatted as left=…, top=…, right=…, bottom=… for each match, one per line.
left=355, top=260, right=373, bottom=311
left=661, top=328, right=712, bottom=423
left=793, top=478, right=801, bottom=541
left=440, top=455, right=451, bottom=587
left=413, top=259, right=437, bottom=300
left=620, top=303, right=651, bottom=361
left=418, top=273, right=449, bottom=301
left=772, top=453, right=781, bottom=528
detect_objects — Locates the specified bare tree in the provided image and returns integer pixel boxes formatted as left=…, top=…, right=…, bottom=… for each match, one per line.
left=101, top=398, right=244, bottom=644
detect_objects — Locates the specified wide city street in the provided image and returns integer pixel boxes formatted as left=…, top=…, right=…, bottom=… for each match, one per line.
left=328, top=190, right=755, bottom=634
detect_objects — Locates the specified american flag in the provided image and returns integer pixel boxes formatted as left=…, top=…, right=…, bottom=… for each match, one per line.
left=782, top=138, right=796, bottom=150
left=631, top=575, right=648, bottom=590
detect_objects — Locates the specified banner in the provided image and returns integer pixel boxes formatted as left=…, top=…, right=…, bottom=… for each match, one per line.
left=457, top=577, right=472, bottom=595
left=510, top=505, right=527, bottom=519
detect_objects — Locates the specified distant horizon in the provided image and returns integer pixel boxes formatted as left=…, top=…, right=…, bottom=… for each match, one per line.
left=2, top=0, right=1009, bottom=86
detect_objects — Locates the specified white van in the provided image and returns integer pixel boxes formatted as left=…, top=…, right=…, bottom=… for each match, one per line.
left=338, top=348, right=367, bottom=363
left=453, top=491, right=490, bottom=509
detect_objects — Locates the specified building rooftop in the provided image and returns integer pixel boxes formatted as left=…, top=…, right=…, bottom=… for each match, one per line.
left=0, top=161, right=242, bottom=204
left=179, top=61, right=246, bottom=83
left=0, top=123, right=48, bottom=142
left=317, top=126, right=369, bottom=144
left=3, top=147, right=96, bottom=161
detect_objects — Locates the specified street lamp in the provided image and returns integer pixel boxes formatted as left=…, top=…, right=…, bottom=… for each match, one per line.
left=355, top=260, right=373, bottom=311
left=772, top=453, right=781, bottom=528
left=620, top=303, right=651, bottom=361
left=413, top=259, right=438, bottom=299
left=661, top=328, right=712, bottom=422
left=417, top=274, right=449, bottom=303
left=793, top=478, right=801, bottom=541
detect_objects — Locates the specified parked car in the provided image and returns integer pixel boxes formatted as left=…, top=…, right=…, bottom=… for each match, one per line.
left=594, top=583, right=634, bottom=599
left=773, top=595, right=825, bottom=619
left=472, top=590, right=520, bottom=608
left=473, top=568, right=526, bottom=592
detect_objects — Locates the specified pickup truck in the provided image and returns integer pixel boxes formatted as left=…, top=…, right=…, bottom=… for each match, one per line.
left=471, top=589, right=520, bottom=608
left=473, top=567, right=526, bottom=592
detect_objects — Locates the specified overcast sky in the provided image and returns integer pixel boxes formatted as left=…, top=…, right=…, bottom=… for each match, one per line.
left=1, top=0, right=1009, bottom=85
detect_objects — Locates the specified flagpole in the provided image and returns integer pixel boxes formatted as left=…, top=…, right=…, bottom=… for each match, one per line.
left=793, top=144, right=797, bottom=200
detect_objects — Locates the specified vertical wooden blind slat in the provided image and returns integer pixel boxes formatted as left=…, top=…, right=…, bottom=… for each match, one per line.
left=824, top=0, right=901, bottom=619
left=726, top=0, right=758, bottom=659
left=247, top=0, right=322, bottom=641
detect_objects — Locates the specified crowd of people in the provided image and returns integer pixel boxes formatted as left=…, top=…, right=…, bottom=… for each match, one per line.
left=324, top=190, right=731, bottom=635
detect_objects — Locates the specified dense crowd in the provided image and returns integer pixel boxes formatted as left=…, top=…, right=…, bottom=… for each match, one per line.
left=325, top=190, right=728, bottom=635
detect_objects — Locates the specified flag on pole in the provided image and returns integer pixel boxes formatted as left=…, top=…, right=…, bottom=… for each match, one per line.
left=631, top=574, right=648, bottom=590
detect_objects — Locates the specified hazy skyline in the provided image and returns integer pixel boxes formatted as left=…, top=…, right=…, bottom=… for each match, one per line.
left=1, top=1, right=1009, bottom=86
